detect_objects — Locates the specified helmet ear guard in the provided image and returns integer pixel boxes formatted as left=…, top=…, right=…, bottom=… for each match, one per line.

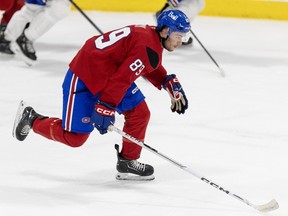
left=156, top=10, right=191, bottom=36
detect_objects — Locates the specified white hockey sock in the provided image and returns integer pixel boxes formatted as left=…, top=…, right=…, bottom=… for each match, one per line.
left=5, top=3, right=43, bottom=41
left=25, top=0, right=70, bottom=41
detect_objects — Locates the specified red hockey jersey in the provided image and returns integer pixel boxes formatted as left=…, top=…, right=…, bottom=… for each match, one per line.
left=69, top=25, right=168, bottom=107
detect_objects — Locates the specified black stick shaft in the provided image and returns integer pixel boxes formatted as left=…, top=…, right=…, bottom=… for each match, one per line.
left=69, top=0, right=104, bottom=34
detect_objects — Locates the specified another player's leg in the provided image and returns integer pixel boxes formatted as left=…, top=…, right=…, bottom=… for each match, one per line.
left=8, top=2, right=44, bottom=64
left=5, top=3, right=42, bottom=63
left=12, top=28, right=36, bottom=65
left=0, top=0, right=24, bottom=54
left=116, top=93, right=154, bottom=181
left=11, top=0, right=70, bottom=65
left=0, top=24, right=14, bottom=54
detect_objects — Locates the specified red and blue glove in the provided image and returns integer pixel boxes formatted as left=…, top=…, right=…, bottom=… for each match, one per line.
left=162, top=74, right=188, bottom=114
left=91, top=101, right=115, bottom=135
left=168, top=0, right=183, bottom=8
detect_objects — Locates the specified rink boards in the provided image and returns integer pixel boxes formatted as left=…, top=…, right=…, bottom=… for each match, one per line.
left=72, top=0, right=288, bottom=20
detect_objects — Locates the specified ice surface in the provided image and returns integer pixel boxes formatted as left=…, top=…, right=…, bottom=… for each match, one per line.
left=0, top=11, right=287, bottom=216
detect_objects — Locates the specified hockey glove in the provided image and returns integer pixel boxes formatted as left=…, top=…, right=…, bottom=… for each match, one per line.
left=168, top=0, right=183, bottom=7
left=91, top=101, right=116, bottom=135
left=162, top=74, right=188, bottom=114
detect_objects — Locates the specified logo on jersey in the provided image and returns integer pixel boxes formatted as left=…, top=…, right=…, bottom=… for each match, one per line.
left=82, top=117, right=90, bottom=123
left=132, top=86, right=139, bottom=94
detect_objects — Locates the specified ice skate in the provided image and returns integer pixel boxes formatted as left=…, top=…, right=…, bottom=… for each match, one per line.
left=11, top=32, right=37, bottom=66
left=182, top=31, right=193, bottom=46
left=12, top=100, right=45, bottom=141
left=115, top=144, right=155, bottom=181
left=0, top=25, right=14, bottom=55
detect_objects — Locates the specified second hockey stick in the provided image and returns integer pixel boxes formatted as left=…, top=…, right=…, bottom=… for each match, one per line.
left=167, top=2, right=225, bottom=77
left=109, top=125, right=279, bottom=212
left=69, top=0, right=104, bottom=34
left=188, top=28, right=225, bottom=77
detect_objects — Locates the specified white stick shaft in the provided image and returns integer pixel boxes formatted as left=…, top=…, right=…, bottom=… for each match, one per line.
left=109, top=125, right=279, bottom=212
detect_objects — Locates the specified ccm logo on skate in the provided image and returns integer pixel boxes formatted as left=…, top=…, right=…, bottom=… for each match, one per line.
left=96, top=108, right=115, bottom=116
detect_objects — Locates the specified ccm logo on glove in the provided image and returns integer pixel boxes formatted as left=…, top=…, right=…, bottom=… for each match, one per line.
left=96, top=106, right=115, bottom=116
left=91, top=102, right=116, bottom=135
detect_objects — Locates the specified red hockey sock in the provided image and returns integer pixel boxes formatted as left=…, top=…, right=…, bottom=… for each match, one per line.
left=0, top=0, right=24, bottom=25
left=121, top=101, right=150, bottom=160
left=32, top=118, right=89, bottom=147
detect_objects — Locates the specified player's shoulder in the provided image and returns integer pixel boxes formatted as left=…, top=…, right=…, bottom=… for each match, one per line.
left=129, top=25, right=158, bottom=40
left=129, top=25, right=162, bottom=70
left=129, top=25, right=161, bottom=50
left=131, top=24, right=155, bottom=32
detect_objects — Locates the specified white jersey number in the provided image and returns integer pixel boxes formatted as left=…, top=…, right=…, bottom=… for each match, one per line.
left=95, top=27, right=131, bottom=49
left=129, top=59, right=145, bottom=76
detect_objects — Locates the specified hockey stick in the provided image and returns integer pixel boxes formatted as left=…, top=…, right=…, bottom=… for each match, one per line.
left=108, top=125, right=279, bottom=212
left=69, top=0, right=104, bottom=34
left=167, top=2, right=225, bottom=77
left=188, top=29, right=225, bottom=77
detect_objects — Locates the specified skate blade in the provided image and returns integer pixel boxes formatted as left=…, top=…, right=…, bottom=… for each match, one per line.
left=0, top=52, right=14, bottom=57
left=12, top=100, right=27, bottom=138
left=116, top=172, right=155, bottom=181
left=10, top=42, right=35, bottom=66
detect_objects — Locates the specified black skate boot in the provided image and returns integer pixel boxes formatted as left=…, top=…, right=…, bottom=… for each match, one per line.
left=12, top=100, right=46, bottom=141
left=182, top=31, right=193, bottom=46
left=11, top=32, right=37, bottom=66
left=0, top=25, right=14, bottom=55
left=115, top=144, right=154, bottom=181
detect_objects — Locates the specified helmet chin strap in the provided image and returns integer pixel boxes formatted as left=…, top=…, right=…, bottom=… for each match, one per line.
left=161, top=36, right=169, bottom=50
left=159, top=35, right=169, bottom=50
left=156, top=28, right=170, bottom=50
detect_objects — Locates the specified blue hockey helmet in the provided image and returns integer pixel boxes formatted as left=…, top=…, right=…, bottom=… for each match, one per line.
left=156, top=10, right=191, bottom=35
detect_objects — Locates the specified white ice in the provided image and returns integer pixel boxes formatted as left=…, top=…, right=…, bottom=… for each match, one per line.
left=0, top=11, right=287, bottom=216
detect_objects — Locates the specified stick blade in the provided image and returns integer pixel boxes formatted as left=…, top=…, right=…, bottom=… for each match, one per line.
left=253, top=199, right=279, bottom=212
left=219, top=67, right=226, bottom=77
left=12, top=100, right=27, bottom=138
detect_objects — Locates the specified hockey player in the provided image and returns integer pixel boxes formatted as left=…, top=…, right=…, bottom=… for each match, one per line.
left=156, top=0, right=205, bottom=45
left=0, top=0, right=24, bottom=54
left=0, top=0, right=70, bottom=65
left=13, top=10, right=190, bottom=181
